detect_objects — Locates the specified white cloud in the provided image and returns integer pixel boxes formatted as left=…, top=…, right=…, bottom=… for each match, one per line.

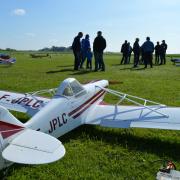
left=48, top=39, right=59, bottom=44
left=25, top=33, right=36, bottom=37
left=13, top=9, right=26, bottom=16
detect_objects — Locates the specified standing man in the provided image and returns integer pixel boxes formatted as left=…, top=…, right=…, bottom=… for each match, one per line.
left=80, top=34, right=90, bottom=69
left=155, top=41, right=161, bottom=65
left=133, top=38, right=140, bottom=68
left=72, top=32, right=83, bottom=70
left=160, top=40, right=168, bottom=65
left=127, top=42, right=133, bottom=64
left=93, top=31, right=106, bottom=71
left=120, top=40, right=129, bottom=64
left=141, top=37, right=154, bottom=68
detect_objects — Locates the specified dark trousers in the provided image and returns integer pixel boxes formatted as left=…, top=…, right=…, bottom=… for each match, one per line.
left=73, top=50, right=81, bottom=70
left=160, top=53, right=166, bottom=64
left=128, top=54, right=131, bottom=64
left=144, top=52, right=153, bottom=68
left=134, top=53, right=140, bottom=67
left=80, top=51, right=87, bottom=68
left=155, top=53, right=160, bottom=64
left=94, top=52, right=105, bottom=71
left=86, top=59, right=92, bottom=69
left=121, top=53, right=128, bottom=64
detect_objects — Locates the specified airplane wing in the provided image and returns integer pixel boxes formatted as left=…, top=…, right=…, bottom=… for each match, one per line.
left=2, top=129, right=65, bottom=164
left=85, top=104, right=180, bottom=130
left=0, top=90, right=50, bottom=116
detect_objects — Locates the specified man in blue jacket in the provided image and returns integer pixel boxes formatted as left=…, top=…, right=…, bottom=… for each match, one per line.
left=80, top=34, right=90, bottom=68
left=141, top=37, right=154, bottom=68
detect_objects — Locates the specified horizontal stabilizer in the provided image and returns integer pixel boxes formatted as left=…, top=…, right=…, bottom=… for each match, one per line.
left=2, top=129, right=65, bottom=164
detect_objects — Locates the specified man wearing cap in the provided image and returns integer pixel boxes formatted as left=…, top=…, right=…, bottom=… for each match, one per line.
left=141, top=37, right=154, bottom=68
left=93, top=31, right=106, bottom=71
left=160, top=40, right=168, bottom=65
left=72, top=32, right=83, bottom=70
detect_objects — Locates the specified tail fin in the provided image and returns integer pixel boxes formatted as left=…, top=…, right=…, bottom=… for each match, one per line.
left=0, top=105, right=25, bottom=139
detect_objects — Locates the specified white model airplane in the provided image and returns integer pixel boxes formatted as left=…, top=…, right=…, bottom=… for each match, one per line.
left=0, top=54, right=16, bottom=65
left=171, top=58, right=180, bottom=66
left=30, top=53, right=51, bottom=58
left=0, top=78, right=180, bottom=170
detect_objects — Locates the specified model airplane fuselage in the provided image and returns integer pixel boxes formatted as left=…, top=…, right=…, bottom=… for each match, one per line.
left=0, top=78, right=180, bottom=170
left=25, top=79, right=108, bottom=138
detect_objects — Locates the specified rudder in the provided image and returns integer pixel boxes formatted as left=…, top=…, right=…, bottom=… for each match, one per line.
left=0, top=105, right=25, bottom=139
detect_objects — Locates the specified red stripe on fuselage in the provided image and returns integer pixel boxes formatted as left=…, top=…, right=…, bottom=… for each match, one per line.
left=68, top=90, right=104, bottom=117
left=72, top=91, right=106, bottom=119
left=0, top=121, right=24, bottom=139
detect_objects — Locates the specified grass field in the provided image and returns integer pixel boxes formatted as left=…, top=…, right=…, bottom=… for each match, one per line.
left=0, top=52, right=180, bottom=179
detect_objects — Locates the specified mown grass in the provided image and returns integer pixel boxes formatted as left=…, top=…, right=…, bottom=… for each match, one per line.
left=0, top=52, right=180, bottom=179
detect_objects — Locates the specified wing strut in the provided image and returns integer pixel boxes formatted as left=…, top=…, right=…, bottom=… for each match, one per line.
left=95, top=85, right=169, bottom=118
left=26, top=88, right=57, bottom=97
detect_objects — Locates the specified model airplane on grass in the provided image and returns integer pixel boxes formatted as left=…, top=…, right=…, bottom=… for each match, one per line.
left=0, top=78, right=180, bottom=170
left=0, top=54, right=16, bottom=65
left=30, top=53, right=51, bottom=58
left=171, top=58, right=180, bottom=66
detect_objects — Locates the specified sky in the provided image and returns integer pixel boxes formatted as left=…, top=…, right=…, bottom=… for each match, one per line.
left=0, top=0, right=180, bottom=53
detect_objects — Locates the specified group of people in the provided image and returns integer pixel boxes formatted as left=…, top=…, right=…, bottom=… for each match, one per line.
left=72, top=33, right=168, bottom=71
left=121, top=37, right=168, bottom=68
left=72, top=31, right=106, bottom=71
left=120, top=41, right=133, bottom=65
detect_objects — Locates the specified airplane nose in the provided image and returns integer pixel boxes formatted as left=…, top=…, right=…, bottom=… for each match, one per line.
left=102, top=80, right=109, bottom=88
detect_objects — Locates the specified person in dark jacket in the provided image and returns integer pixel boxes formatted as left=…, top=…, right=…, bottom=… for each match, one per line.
left=120, top=40, right=129, bottom=64
left=141, top=37, right=154, bottom=68
left=155, top=41, right=161, bottom=65
left=93, top=31, right=106, bottom=71
left=133, top=38, right=140, bottom=67
left=127, top=42, right=133, bottom=64
left=72, top=32, right=83, bottom=70
left=159, top=40, right=168, bottom=65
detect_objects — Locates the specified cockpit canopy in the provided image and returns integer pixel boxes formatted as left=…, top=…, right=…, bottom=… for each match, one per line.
left=55, top=78, right=86, bottom=97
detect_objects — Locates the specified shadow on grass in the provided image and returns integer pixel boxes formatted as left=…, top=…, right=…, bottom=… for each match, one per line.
left=0, top=65, right=12, bottom=68
left=111, top=63, right=133, bottom=66
left=119, top=67, right=132, bottom=70
left=70, top=70, right=92, bottom=75
left=56, top=65, right=73, bottom=68
left=0, top=163, right=31, bottom=179
left=60, top=125, right=180, bottom=161
left=119, top=67, right=146, bottom=71
left=1, top=125, right=179, bottom=178
left=131, top=67, right=146, bottom=71
left=46, top=68, right=73, bottom=74
left=111, top=63, right=121, bottom=66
